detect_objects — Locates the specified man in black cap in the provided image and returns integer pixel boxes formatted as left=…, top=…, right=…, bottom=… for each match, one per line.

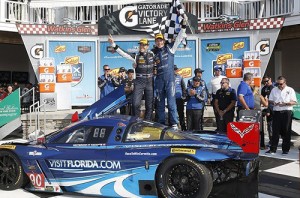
left=186, top=76, right=207, bottom=130
left=188, top=68, right=208, bottom=130
left=108, top=35, right=154, bottom=120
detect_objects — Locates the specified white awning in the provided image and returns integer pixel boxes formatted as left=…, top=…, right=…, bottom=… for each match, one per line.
left=29, top=0, right=262, bottom=8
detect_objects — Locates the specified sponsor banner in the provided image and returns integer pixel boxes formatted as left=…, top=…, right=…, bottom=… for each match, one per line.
left=98, top=3, right=197, bottom=36
left=100, top=40, right=196, bottom=83
left=198, top=17, right=285, bottom=33
left=49, top=41, right=96, bottom=106
left=201, top=37, right=250, bottom=89
left=0, top=89, right=21, bottom=127
left=17, top=24, right=98, bottom=35
left=293, top=92, right=300, bottom=119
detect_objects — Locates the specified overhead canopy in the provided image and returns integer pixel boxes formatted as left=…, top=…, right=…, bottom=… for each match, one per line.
left=29, top=0, right=262, bottom=8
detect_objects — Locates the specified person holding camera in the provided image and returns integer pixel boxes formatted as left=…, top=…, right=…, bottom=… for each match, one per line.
left=98, top=65, right=115, bottom=99
left=186, top=77, right=207, bottom=130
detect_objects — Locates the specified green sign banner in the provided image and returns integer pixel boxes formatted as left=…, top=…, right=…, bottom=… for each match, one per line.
left=0, top=89, right=21, bottom=127
left=293, top=92, right=300, bottom=119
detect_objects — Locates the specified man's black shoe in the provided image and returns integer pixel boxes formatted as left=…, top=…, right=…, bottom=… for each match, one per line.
left=265, top=150, right=276, bottom=154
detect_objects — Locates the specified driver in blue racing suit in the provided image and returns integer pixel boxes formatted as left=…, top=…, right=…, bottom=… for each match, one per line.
left=151, top=18, right=187, bottom=129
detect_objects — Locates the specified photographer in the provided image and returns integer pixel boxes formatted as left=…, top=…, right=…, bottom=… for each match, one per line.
left=98, top=65, right=115, bottom=99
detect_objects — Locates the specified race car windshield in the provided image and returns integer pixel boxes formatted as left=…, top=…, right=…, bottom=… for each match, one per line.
left=125, top=121, right=186, bottom=142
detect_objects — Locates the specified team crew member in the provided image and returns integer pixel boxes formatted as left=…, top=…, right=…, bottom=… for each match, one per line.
left=174, top=65, right=187, bottom=131
left=236, top=72, right=254, bottom=119
left=120, top=69, right=135, bottom=115
left=266, top=76, right=297, bottom=155
left=214, top=78, right=237, bottom=133
left=208, top=67, right=226, bottom=131
left=261, top=75, right=274, bottom=146
left=98, top=65, right=115, bottom=99
left=152, top=18, right=187, bottom=129
left=186, top=77, right=207, bottom=130
left=108, top=36, right=155, bottom=120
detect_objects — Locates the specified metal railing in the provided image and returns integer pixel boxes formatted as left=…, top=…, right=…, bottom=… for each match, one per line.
left=0, top=0, right=298, bottom=27
left=29, top=100, right=46, bottom=140
left=4, top=0, right=29, bottom=23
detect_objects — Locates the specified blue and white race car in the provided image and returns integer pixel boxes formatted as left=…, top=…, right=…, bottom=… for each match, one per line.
left=0, top=115, right=259, bottom=198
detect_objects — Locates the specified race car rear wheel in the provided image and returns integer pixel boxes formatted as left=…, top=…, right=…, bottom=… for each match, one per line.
left=156, top=157, right=213, bottom=198
left=0, top=150, right=27, bottom=190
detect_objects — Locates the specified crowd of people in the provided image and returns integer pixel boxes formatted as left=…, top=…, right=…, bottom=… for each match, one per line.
left=0, top=82, right=40, bottom=113
left=99, top=32, right=298, bottom=155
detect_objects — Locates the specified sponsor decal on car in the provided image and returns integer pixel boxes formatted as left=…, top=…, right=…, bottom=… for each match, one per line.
left=48, top=160, right=121, bottom=169
left=125, top=152, right=157, bottom=156
left=171, top=148, right=196, bottom=154
left=28, top=150, right=42, bottom=156
left=0, top=145, right=16, bottom=149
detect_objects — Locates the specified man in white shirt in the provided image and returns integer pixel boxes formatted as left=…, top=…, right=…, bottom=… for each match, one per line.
left=208, top=66, right=226, bottom=131
left=266, top=76, right=297, bottom=155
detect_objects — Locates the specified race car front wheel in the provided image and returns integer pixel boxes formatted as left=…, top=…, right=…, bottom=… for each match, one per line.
left=156, top=157, right=213, bottom=198
left=0, top=150, right=27, bottom=190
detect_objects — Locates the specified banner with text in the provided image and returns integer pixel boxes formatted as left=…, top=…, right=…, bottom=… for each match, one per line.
left=0, top=89, right=20, bottom=127
left=49, top=41, right=96, bottom=106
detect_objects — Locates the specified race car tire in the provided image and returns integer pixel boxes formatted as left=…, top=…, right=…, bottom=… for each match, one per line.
left=0, top=150, right=28, bottom=190
left=156, top=157, right=213, bottom=198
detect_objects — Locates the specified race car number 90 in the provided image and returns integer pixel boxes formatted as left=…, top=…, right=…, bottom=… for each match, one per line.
left=27, top=173, right=45, bottom=188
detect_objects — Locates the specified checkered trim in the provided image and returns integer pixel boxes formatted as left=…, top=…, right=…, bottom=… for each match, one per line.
left=249, top=17, right=284, bottom=30
left=17, top=24, right=98, bottom=35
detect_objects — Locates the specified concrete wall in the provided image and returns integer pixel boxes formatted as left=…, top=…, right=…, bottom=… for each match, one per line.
left=269, top=39, right=300, bottom=92
left=0, top=43, right=36, bottom=85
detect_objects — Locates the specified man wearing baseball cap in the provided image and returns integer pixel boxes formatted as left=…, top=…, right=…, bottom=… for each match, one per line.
left=108, top=35, right=155, bottom=120
left=151, top=16, right=188, bottom=129
left=187, top=68, right=208, bottom=130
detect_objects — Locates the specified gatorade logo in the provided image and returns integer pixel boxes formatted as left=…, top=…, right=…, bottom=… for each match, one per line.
left=44, top=68, right=49, bottom=73
left=44, top=84, right=50, bottom=90
left=249, top=61, right=254, bottom=67
left=62, top=74, right=67, bottom=80
left=231, top=69, right=236, bottom=75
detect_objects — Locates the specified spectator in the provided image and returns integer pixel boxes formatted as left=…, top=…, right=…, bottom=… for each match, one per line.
left=120, top=69, right=134, bottom=115
left=266, top=76, right=297, bottom=155
left=261, top=75, right=274, bottom=146
left=236, top=72, right=254, bottom=119
left=108, top=36, right=155, bottom=120
left=186, top=77, right=207, bottom=130
left=208, top=66, right=226, bottom=131
left=0, top=85, right=13, bottom=101
left=250, top=81, right=267, bottom=149
left=113, top=67, right=127, bottom=87
left=188, top=68, right=208, bottom=130
left=0, top=86, right=5, bottom=101
left=174, top=65, right=187, bottom=131
left=214, top=78, right=236, bottom=133
left=13, top=81, right=20, bottom=91
left=21, top=83, right=32, bottom=113
left=152, top=25, right=187, bottom=129
left=98, top=65, right=115, bottom=99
